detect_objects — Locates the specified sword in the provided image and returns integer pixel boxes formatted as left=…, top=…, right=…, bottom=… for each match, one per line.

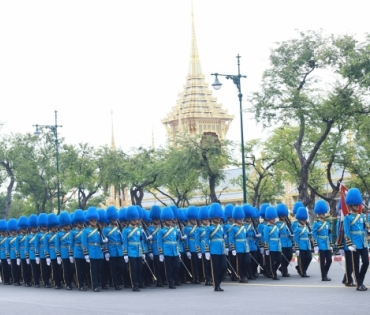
left=249, top=253, right=264, bottom=271
left=142, top=257, right=157, bottom=281
left=281, top=252, right=293, bottom=267
left=179, top=256, right=193, bottom=278
left=226, top=257, right=240, bottom=281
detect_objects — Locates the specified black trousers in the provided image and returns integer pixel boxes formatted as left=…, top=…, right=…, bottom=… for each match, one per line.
left=236, top=253, right=251, bottom=279
left=142, top=253, right=153, bottom=285
left=202, top=254, right=212, bottom=282
left=178, top=252, right=186, bottom=283
left=268, top=251, right=282, bottom=278
left=89, top=258, right=103, bottom=290
left=30, top=260, right=40, bottom=285
left=1, top=258, right=11, bottom=283
left=350, top=248, right=369, bottom=286
left=110, top=256, right=125, bottom=287
left=250, top=251, right=258, bottom=276
left=164, top=256, right=179, bottom=285
left=75, top=258, right=88, bottom=288
left=318, top=250, right=332, bottom=279
left=190, top=252, right=199, bottom=282
left=40, top=258, right=51, bottom=286
left=128, top=257, right=143, bottom=288
left=298, top=250, right=312, bottom=276
left=281, top=247, right=293, bottom=275
left=10, top=259, right=20, bottom=284
left=228, top=251, right=237, bottom=280
left=21, top=259, right=31, bottom=285
left=103, top=259, right=112, bottom=286
left=343, top=250, right=354, bottom=284
left=210, top=254, right=227, bottom=289
left=51, top=259, right=62, bottom=287
left=153, top=254, right=166, bottom=284
left=62, top=258, right=73, bottom=287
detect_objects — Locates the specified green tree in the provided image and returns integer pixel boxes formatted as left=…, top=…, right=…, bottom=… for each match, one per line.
left=250, top=31, right=370, bottom=213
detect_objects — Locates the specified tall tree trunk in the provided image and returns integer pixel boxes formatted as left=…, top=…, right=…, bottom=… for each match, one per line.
left=209, top=174, right=220, bottom=203
left=1, top=161, right=15, bottom=219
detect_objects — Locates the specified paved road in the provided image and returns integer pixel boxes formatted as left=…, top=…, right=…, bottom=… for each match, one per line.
left=1, top=261, right=370, bottom=314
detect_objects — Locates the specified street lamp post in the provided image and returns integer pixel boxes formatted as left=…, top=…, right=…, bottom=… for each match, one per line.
left=33, top=110, right=63, bottom=213
left=211, top=54, right=247, bottom=203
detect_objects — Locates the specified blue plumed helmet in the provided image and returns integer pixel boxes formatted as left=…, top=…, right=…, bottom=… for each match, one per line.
left=242, top=204, right=254, bottom=218
left=136, top=206, right=144, bottom=219
left=296, top=207, right=308, bottom=221
left=59, top=211, right=71, bottom=226
left=276, top=203, right=289, bottom=217
left=0, top=219, right=7, bottom=232
left=160, top=206, right=175, bottom=221
left=198, top=206, right=209, bottom=220
left=232, top=206, right=245, bottom=220
left=126, top=205, right=139, bottom=221
left=178, top=208, right=187, bottom=222
left=37, top=213, right=48, bottom=227
left=314, top=200, right=328, bottom=215
left=28, top=214, right=38, bottom=228
left=17, top=216, right=29, bottom=229
left=224, top=204, right=234, bottom=218
left=209, top=203, right=223, bottom=219
left=106, top=206, right=118, bottom=221
left=86, top=206, right=99, bottom=221
left=47, top=213, right=59, bottom=227
left=118, top=208, right=127, bottom=222
left=143, top=210, right=152, bottom=222
left=187, top=206, right=198, bottom=220
left=149, top=205, right=161, bottom=220
left=98, top=209, right=107, bottom=224
left=345, top=188, right=362, bottom=206
left=73, top=209, right=86, bottom=224
left=265, top=206, right=278, bottom=220
left=252, top=207, right=260, bottom=219
left=293, top=201, right=304, bottom=215
left=170, top=205, right=179, bottom=219
left=259, top=203, right=270, bottom=219
left=7, top=218, right=18, bottom=232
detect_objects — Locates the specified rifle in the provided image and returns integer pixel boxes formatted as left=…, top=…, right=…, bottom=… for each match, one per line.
left=141, top=220, right=152, bottom=243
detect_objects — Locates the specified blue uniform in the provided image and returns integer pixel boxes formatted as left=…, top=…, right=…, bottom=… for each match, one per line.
left=44, top=232, right=57, bottom=259
left=344, top=213, right=367, bottom=249
left=312, top=220, right=332, bottom=250
left=82, top=227, right=103, bottom=259
left=195, top=225, right=208, bottom=254
left=276, top=221, right=293, bottom=248
left=229, top=224, right=249, bottom=253
left=184, top=224, right=197, bottom=252
left=123, top=225, right=145, bottom=258
left=15, top=233, right=28, bottom=259
left=103, top=225, right=124, bottom=257
left=70, top=228, right=84, bottom=259
left=25, top=232, right=39, bottom=260
left=157, top=226, right=180, bottom=257
left=294, top=224, right=311, bottom=250
left=0, top=235, right=7, bottom=259
left=6, top=235, right=17, bottom=259
left=204, top=224, right=226, bottom=255
left=147, top=224, right=161, bottom=255
left=55, top=230, right=72, bottom=259
left=264, top=224, right=281, bottom=252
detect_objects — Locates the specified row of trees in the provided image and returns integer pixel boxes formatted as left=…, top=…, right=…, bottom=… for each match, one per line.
left=1, top=30, right=370, bottom=219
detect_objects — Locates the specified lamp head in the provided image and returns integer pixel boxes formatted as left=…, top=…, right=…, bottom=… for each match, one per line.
left=33, top=125, right=41, bottom=136
left=212, top=75, right=222, bottom=90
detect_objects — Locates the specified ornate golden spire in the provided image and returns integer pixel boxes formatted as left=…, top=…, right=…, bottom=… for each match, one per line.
left=110, top=110, right=116, bottom=151
left=162, top=1, right=234, bottom=143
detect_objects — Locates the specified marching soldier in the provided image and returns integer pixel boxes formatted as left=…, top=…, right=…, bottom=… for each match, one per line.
left=257, top=203, right=270, bottom=277
left=157, top=207, right=181, bottom=289
left=264, top=207, right=282, bottom=280
left=25, top=214, right=41, bottom=288
left=123, top=205, right=146, bottom=292
left=343, top=188, right=369, bottom=291
left=276, top=203, right=293, bottom=277
left=294, top=207, right=312, bottom=277
left=223, top=204, right=236, bottom=281
left=0, top=219, right=11, bottom=285
left=243, top=205, right=259, bottom=279
left=37, top=213, right=51, bottom=288
left=292, top=201, right=304, bottom=276
left=184, top=206, right=200, bottom=284
left=16, top=216, right=31, bottom=287
left=312, top=200, right=332, bottom=281
left=6, top=218, right=20, bottom=286
left=204, top=203, right=227, bottom=292
left=82, top=206, right=108, bottom=292
left=55, top=211, right=73, bottom=290
left=103, top=206, right=125, bottom=290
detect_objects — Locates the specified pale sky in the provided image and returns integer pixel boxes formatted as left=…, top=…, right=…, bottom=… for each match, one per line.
left=0, top=0, right=368, bottom=151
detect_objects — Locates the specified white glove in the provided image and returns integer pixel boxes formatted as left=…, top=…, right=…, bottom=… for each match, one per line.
left=159, top=254, right=164, bottom=262
left=36, top=257, right=40, bottom=264
left=142, top=254, right=146, bottom=260
left=149, top=253, right=154, bottom=260
left=339, top=249, right=345, bottom=257
left=105, top=253, right=110, bottom=261
left=85, top=255, right=90, bottom=263
left=46, top=258, right=51, bottom=265
left=314, top=246, right=319, bottom=254
left=7, top=258, right=11, bottom=265
left=197, top=253, right=202, bottom=259
left=205, top=252, right=210, bottom=260
left=69, top=256, right=74, bottom=263
left=224, top=248, right=229, bottom=256
left=16, top=258, right=21, bottom=265
left=186, top=252, right=192, bottom=259
left=147, top=235, right=153, bottom=240
left=102, top=237, right=108, bottom=244
left=296, top=250, right=300, bottom=257
left=223, top=234, right=227, bottom=239
left=57, top=257, right=62, bottom=265
left=265, top=250, right=270, bottom=256
left=348, top=246, right=356, bottom=252
left=259, top=248, right=264, bottom=254
left=181, top=235, right=187, bottom=240
left=256, top=233, right=261, bottom=238
left=26, top=258, right=30, bottom=264
left=124, top=255, right=129, bottom=263
left=232, top=250, right=236, bottom=256
left=330, top=246, right=333, bottom=251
